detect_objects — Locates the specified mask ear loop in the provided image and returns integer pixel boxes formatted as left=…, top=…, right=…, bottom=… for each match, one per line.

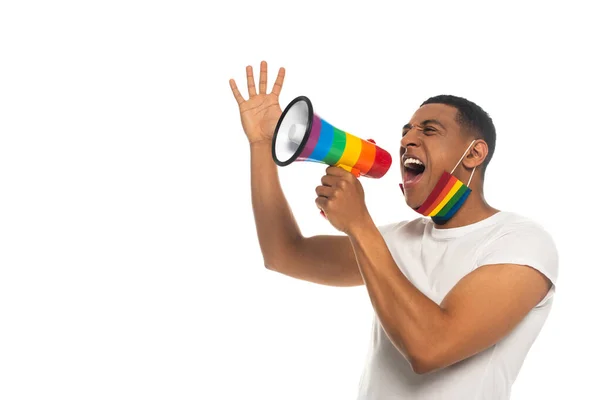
left=451, top=140, right=477, bottom=187
left=467, top=166, right=477, bottom=187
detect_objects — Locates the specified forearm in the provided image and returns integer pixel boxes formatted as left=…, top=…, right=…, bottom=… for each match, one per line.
left=250, top=140, right=303, bottom=266
left=348, top=219, right=449, bottom=370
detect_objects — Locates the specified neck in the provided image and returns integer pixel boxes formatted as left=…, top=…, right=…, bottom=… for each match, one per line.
left=433, top=187, right=499, bottom=229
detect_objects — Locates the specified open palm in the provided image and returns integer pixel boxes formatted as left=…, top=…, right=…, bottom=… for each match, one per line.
left=229, top=61, right=286, bottom=145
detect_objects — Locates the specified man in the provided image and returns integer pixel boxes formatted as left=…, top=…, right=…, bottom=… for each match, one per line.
left=229, top=61, right=558, bottom=399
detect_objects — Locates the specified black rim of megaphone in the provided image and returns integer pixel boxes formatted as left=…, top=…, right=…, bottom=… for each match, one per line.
left=272, top=95, right=313, bottom=166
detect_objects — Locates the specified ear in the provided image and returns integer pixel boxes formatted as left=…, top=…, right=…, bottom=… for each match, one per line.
left=465, top=139, right=488, bottom=169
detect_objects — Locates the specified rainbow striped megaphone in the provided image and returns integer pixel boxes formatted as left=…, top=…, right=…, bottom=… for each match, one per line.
left=272, top=96, right=392, bottom=178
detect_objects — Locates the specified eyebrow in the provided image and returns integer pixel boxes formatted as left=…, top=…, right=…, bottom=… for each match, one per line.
left=402, top=119, right=446, bottom=131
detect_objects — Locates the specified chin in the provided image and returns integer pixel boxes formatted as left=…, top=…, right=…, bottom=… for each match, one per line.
left=402, top=191, right=423, bottom=210
left=407, top=200, right=421, bottom=210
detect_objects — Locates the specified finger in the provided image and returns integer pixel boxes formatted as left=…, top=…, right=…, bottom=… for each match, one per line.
left=246, top=65, right=257, bottom=97
left=315, top=185, right=335, bottom=198
left=259, top=61, right=268, bottom=94
left=326, top=165, right=352, bottom=178
left=271, top=67, right=285, bottom=96
left=229, top=79, right=245, bottom=105
left=321, top=174, right=340, bottom=187
left=315, top=196, right=328, bottom=212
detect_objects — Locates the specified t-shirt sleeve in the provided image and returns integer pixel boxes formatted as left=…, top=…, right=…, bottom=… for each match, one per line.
left=376, top=220, right=410, bottom=236
left=476, top=222, right=559, bottom=307
left=377, top=222, right=400, bottom=235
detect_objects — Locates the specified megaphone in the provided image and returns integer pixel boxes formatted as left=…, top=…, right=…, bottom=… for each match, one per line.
left=272, top=96, right=392, bottom=179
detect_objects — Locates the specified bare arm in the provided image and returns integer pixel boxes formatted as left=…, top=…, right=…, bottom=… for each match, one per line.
left=348, top=219, right=551, bottom=374
left=230, top=61, right=363, bottom=287
left=250, top=141, right=362, bottom=286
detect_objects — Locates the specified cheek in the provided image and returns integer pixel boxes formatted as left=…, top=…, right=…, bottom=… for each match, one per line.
left=427, top=151, right=451, bottom=174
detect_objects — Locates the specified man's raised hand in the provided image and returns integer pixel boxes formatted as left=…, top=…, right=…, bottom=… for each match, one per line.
left=229, top=61, right=286, bottom=146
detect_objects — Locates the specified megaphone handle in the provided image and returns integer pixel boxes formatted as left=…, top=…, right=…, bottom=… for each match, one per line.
left=320, top=168, right=361, bottom=219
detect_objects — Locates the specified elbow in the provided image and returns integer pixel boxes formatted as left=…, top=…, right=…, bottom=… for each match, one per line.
left=410, top=357, right=437, bottom=375
left=264, top=258, right=277, bottom=271
left=263, top=253, right=285, bottom=271
left=406, top=347, right=443, bottom=375
left=259, top=247, right=281, bottom=271
left=263, top=254, right=277, bottom=270
left=262, top=236, right=303, bottom=272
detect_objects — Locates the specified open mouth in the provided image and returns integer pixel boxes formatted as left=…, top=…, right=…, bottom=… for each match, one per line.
left=403, top=156, right=426, bottom=186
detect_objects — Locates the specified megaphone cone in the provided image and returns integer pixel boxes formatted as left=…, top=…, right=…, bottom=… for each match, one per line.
left=272, top=96, right=392, bottom=179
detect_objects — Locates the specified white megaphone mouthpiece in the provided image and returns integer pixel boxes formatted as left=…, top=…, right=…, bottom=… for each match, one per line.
left=288, top=123, right=307, bottom=145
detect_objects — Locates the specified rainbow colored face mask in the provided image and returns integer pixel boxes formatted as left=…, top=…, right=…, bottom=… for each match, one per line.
left=400, top=140, right=476, bottom=225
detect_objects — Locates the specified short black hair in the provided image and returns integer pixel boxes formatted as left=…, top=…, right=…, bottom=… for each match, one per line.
left=420, top=95, right=496, bottom=173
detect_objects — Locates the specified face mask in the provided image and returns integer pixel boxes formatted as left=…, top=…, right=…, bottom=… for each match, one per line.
left=399, top=140, right=476, bottom=225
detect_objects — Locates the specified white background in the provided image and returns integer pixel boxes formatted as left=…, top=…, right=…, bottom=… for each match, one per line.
left=0, top=1, right=598, bottom=399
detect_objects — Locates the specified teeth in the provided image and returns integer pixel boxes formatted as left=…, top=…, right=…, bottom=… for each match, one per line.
left=403, top=157, right=424, bottom=167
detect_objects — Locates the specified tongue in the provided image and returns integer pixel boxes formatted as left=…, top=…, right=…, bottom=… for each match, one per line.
left=406, top=169, right=422, bottom=181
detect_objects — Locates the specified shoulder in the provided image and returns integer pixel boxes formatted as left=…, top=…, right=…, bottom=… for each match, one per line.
left=377, top=216, right=427, bottom=237
left=483, top=212, right=558, bottom=253
left=477, top=211, right=559, bottom=294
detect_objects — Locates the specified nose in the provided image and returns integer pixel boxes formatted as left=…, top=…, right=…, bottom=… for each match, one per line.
left=400, top=125, right=422, bottom=150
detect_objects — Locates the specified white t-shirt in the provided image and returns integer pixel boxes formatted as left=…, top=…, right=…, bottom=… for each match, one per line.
left=356, top=211, right=559, bottom=400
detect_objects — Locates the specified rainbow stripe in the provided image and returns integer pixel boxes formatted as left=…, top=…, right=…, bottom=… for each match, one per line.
left=415, top=171, right=471, bottom=224
left=297, top=114, right=391, bottom=178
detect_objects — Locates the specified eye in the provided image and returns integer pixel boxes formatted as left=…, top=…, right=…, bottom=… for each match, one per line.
left=423, top=127, right=435, bottom=135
